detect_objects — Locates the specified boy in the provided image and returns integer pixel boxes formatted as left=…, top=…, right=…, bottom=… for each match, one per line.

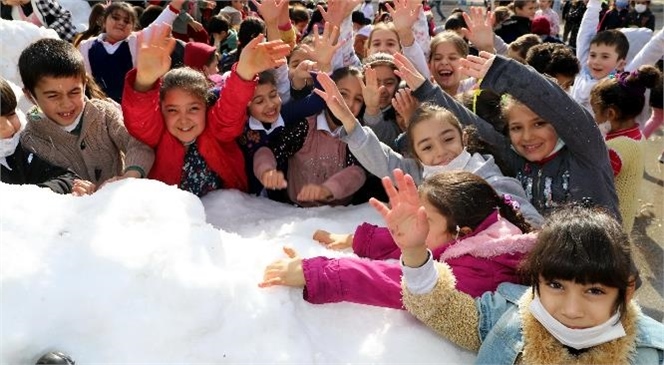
left=570, top=0, right=629, bottom=115
left=17, top=38, right=154, bottom=186
left=1, top=77, right=93, bottom=195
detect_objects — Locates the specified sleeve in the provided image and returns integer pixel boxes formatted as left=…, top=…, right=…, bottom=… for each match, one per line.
left=321, top=163, right=366, bottom=200
left=104, top=100, right=155, bottom=178
left=78, top=37, right=95, bottom=75
left=207, top=64, right=257, bottom=142
left=626, top=27, right=664, bottom=72
left=279, top=25, right=297, bottom=50
left=402, top=40, right=432, bottom=80
left=268, top=117, right=309, bottom=166
left=274, top=63, right=292, bottom=105
left=121, top=68, right=166, bottom=148
left=24, top=151, right=78, bottom=194
left=331, top=17, right=362, bottom=69
left=339, top=119, right=424, bottom=185
left=575, top=0, right=601, bottom=67
left=401, top=259, right=482, bottom=351
left=352, top=223, right=402, bottom=260
left=302, top=256, right=405, bottom=309
left=280, top=86, right=326, bottom=123
left=412, top=7, right=431, bottom=60
left=35, top=0, right=77, bottom=42
left=480, top=55, right=607, bottom=169
left=493, top=34, right=509, bottom=56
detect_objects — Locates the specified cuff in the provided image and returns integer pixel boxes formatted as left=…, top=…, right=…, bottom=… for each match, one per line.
left=124, top=166, right=146, bottom=178
left=278, top=22, right=292, bottom=31
left=401, top=250, right=438, bottom=295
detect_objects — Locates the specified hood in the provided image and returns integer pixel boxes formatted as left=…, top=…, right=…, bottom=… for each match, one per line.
left=184, top=42, right=216, bottom=72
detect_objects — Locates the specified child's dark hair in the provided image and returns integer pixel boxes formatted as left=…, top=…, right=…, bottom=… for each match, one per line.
left=73, top=3, right=106, bottom=47
left=139, top=5, right=164, bottom=29
left=513, top=0, right=536, bottom=10
left=160, top=67, right=215, bottom=107
left=590, top=65, right=662, bottom=121
left=520, top=204, right=636, bottom=318
left=330, top=66, right=363, bottom=83
left=18, top=38, right=87, bottom=95
left=207, top=14, right=230, bottom=35
left=237, top=17, right=266, bottom=54
left=289, top=6, right=310, bottom=25
left=0, top=77, right=17, bottom=116
left=419, top=171, right=533, bottom=235
left=103, top=2, right=138, bottom=30
left=590, top=30, right=629, bottom=61
left=458, top=89, right=505, bottom=133
left=257, top=70, right=277, bottom=86
left=526, top=43, right=580, bottom=80
left=443, top=12, right=467, bottom=31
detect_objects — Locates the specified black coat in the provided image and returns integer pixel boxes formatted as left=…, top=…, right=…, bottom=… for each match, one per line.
left=1, top=143, right=78, bottom=194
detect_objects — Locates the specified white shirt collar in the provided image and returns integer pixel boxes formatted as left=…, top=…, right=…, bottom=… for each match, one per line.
left=248, top=115, right=285, bottom=135
left=316, top=112, right=342, bottom=137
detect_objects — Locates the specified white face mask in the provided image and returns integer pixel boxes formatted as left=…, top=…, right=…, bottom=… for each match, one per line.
left=598, top=121, right=612, bottom=138
left=421, top=149, right=472, bottom=179
left=634, top=4, right=647, bottom=13
left=0, top=129, right=21, bottom=158
left=529, top=296, right=626, bottom=350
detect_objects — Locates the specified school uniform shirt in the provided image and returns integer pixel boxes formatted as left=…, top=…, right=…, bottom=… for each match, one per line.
left=20, top=98, right=154, bottom=185
left=121, top=66, right=253, bottom=193
left=1, top=142, right=77, bottom=194
left=0, top=0, right=77, bottom=42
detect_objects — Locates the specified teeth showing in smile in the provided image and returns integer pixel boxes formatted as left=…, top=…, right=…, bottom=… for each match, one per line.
left=180, top=126, right=193, bottom=132
left=61, top=111, right=74, bottom=118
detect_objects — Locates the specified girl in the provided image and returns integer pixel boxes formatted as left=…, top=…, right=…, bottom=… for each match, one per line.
left=362, top=53, right=403, bottom=151
left=591, top=65, right=662, bottom=232
left=314, top=71, right=543, bottom=226
left=535, top=0, right=560, bottom=36
left=383, top=173, right=664, bottom=363
left=393, top=51, right=621, bottom=220
left=78, top=1, right=184, bottom=102
left=260, top=170, right=538, bottom=308
left=252, top=67, right=366, bottom=207
left=428, top=31, right=477, bottom=96
left=121, top=24, right=290, bottom=197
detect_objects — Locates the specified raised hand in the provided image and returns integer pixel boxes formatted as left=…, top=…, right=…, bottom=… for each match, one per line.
left=386, top=0, right=422, bottom=34
left=260, top=169, right=287, bottom=190
left=369, top=169, right=429, bottom=267
left=461, top=7, right=496, bottom=53
left=393, top=52, right=426, bottom=91
left=313, top=72, right=357, bottom=132
left=258, top=247, right=305, bottom=288
left=236, top=34, right=291, bottom=80
left=458, top=51, right=495, bottom=80
left=134, top=23, right=176, bottom=91
left=391, top=88, right=418, bottom=130
left=297, top=184, right=333, bottom=203
left=361, top=67, right=384, bottom=116
left=310, top=22, right=342, bottom=73
left=317, top=0, right=362, bottom=28
left=251, top=0, right=287, bottom=26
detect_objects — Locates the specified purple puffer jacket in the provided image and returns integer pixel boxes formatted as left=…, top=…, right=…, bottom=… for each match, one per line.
left=302, top=211, right=537, bottom=309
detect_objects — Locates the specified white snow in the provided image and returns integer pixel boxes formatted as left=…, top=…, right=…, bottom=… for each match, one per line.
left=0, top=179, right=477, bottom=363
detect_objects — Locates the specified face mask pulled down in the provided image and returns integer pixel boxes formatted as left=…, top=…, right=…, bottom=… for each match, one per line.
left=422, top=149, right=472, bottom=178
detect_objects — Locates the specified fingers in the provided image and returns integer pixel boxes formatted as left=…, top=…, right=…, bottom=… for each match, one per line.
left=282, top=246, right=298, bottom=258
left=312, top=229, right=332, bottom=244
left=369, top=197, right=391, bottom=219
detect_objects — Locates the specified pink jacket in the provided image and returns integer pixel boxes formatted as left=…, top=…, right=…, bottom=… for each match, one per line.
left=302, top=212, right=537, bottom=309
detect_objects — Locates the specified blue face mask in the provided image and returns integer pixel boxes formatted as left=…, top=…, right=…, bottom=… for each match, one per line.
left=615, top=0, right=629, bottom=10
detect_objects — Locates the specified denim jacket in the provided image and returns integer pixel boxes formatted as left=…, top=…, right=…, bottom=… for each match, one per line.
left=475, top=283, right=664, bottom=364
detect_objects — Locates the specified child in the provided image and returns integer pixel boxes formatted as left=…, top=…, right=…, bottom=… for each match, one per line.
left=590, top=65, right=662, bottom=232
left=389, top=183, right=664, bottom=363
left=393, top=51, right=621, bottom=220
left=1, top=78, right=94, bottom=195
left=182, top=41, right=224, bottom=87
left=525, top=43, right=580, bottom=92
left=362, top=53, right=403, bottom=151
left=625, top=0, right=655, bottom=31
left=260, top=170, right=537, bottom=308
left=122, top=24, right=290, bottom=197
left=18, top=38, right=154, bottom=187
left=0, top=0, right=77, bottom=42
left=571, top=0, right=629, bottom=115
left=253, top=67, right=367, bottom=207
left=78, top=1, right=184, bottom=102
left=428, top=31, right=477, bottom=96
left=506, top=34, right=542, bottom=64
left=315, top=70, right=543, bottom=225
left=495, top=0, right=537, bottom=43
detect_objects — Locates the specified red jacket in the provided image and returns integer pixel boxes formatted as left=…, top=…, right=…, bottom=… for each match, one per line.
left=122, top=67, right=253, bottom=192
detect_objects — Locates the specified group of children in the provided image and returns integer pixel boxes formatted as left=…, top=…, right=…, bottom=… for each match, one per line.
left=1, top=0, right=663, bottom=363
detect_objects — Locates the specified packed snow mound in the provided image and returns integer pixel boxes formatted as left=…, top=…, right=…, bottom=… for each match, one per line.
left=0, top=179, right=476, bottom=363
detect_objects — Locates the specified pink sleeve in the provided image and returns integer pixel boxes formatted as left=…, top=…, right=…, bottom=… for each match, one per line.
left=302, top=257, right=404, bottom=309
left=253, top=146, right=278, bottom=180
left=352, top=223, right=401, bottom=260
left=321, top=165, right=366, bottom=200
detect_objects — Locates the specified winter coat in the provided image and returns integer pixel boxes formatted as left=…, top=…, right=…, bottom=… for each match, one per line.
left=20, top=98, right=154, bottom=185
left=495, top=15, right=532, bottom=43
left=302, top=212, right=537, bottom=309
left=402, top=263, right=664, bottom=364
left=121, top=67, right=253, bottom=192
left=1, top=143, right=77, bottom=194
left=411, top=56, right=620, bottom=221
